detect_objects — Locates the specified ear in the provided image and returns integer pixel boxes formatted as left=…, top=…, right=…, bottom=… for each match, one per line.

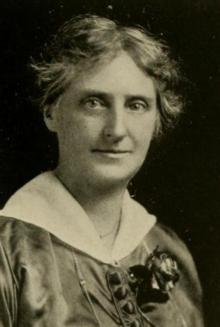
left=43, top=105, right=58, bottom=132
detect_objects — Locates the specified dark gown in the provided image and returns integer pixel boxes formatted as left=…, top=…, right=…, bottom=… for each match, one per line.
left=0, top=218, right=203, bottom=327
left=0, top=172, right=204, bottom=327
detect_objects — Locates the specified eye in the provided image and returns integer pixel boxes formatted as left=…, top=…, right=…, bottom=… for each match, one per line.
left=83, top=98, right=105, bottom=110
left=128, top=101, right=148, bottom=113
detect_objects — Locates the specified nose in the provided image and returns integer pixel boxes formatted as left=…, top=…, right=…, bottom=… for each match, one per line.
left=104, top=106, right=127, bottom=141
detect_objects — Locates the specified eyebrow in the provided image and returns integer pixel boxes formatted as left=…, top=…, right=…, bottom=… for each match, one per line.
left=78, top=89, right=156, bottom=104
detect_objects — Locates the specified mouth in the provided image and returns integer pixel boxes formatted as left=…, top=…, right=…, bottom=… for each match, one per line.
left=93, top=150, right=129, bottom=153
left=92, top=149, right=130, bottom=158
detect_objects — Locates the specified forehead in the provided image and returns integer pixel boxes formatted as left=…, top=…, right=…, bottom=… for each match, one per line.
left=65, top=52, right=156, bottom=98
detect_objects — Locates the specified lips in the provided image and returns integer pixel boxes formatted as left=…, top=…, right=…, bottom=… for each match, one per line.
left=92, top=149, right=130, bottom=153
left=92, top=149, right=131, bottom=159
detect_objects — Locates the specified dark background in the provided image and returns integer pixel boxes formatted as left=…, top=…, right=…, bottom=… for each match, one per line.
left=0, top=0, right=220, bottom=325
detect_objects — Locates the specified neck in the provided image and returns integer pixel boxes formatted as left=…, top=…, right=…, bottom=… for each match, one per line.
left=53, top=168, right=128, bottom=238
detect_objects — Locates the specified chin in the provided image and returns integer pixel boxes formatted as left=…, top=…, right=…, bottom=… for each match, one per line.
left=89, top=166, right=140, bottom=188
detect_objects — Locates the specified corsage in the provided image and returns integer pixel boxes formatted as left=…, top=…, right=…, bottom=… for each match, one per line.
left=129, top=247, right=180, bottom=307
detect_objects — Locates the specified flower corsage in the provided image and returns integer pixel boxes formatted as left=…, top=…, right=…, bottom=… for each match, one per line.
left=129, top=247, right=180, bottom=307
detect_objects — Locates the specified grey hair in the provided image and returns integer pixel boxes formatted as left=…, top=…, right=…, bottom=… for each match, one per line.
left=30, top=14, right=184, bottom=137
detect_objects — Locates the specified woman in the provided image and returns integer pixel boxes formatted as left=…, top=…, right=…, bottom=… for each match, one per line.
left=0, top=15, right=203, bottom=327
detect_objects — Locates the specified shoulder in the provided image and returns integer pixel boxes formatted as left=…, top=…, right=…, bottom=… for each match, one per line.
left=0, top=173, right=54, bottom=220
left=0, top=215, right=50, bottom=241
left=0, top=215, right=64, bottom=291
left=147, top=222, right=192, bottom=258
left=147, top=223, right=198, bottom=270
left=0, top=216, right=54, bottom=268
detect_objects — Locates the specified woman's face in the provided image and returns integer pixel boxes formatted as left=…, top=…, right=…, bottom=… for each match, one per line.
left=46, top=52, right=157, bottom=188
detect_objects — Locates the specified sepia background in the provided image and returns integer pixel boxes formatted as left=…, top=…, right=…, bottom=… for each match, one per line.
left=0, top=0, right=219, bottom=325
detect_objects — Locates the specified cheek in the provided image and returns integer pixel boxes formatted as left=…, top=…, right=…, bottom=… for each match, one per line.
left=58, top=116, right=102, bottom=149
left=134, top=117, right=156, bottom=146
left=56, top=119, right=79, bottom=152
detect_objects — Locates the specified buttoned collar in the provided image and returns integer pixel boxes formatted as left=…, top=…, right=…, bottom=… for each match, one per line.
left=0, top=172, right=156, bottom=264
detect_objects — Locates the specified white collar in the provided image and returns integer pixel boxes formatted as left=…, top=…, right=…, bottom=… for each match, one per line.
left=0, top=172, right=156, bottom=264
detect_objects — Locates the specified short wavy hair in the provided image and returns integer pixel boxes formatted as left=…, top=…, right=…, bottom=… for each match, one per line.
left=30, top=14, right=184, bottom=137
